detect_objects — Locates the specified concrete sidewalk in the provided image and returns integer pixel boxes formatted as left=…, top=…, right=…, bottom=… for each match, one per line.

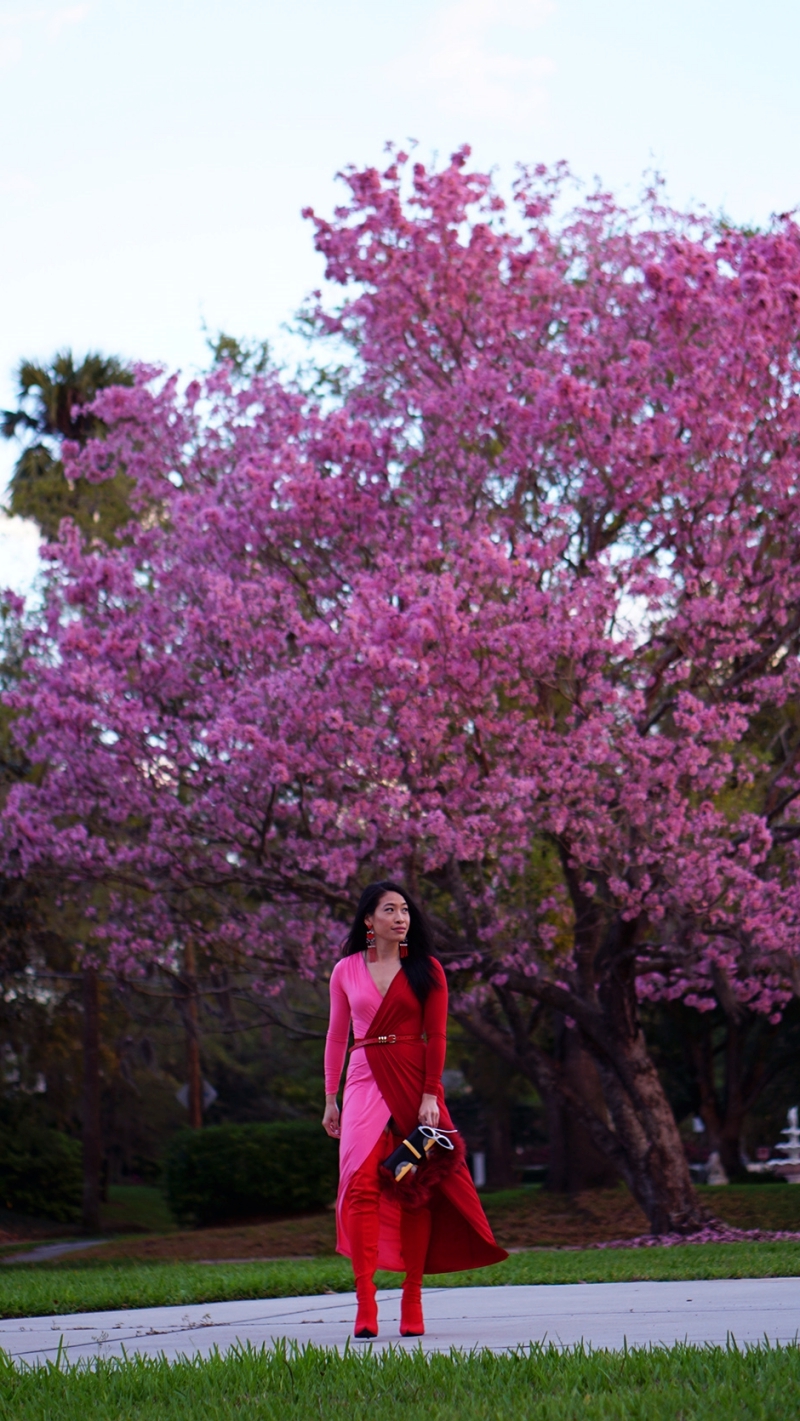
left=2, top=1278, right=800, bottom=1365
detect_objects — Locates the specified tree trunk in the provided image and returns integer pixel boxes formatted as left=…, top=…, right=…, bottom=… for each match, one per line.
left=456, top=971, right=709, bottom=1233
left=486, top=1098, right=516, bottom=1187
left=81, top=966, right=101, bottom=1233
left=546, top=1015, right=619, bottom=1192
left=581, top=921, right=708, bottom=1232
left=588, top=1024, right=706, bottom=1233
left=720, top=1019, right=744, bottom=1177
left=545, top=1088, right=568, bottom=1192
left=437, top=854, right=710, bottom=1234
left=184, top=940, right=203, bottom=1129
left=688, top=1002, right=768, bottom=1181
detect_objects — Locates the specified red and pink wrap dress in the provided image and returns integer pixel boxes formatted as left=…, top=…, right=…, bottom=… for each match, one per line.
left=324, top=951, right=507, bottom=1274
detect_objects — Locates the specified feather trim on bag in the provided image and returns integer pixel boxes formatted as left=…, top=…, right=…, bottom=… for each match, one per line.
left=379, top=1128, right=467, bottom=1210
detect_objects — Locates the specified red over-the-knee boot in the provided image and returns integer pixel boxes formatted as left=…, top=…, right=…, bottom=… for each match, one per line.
left=348, top=1149, right=383, bottom=1339
left=352, top=1235, right=379, bottom=1338
left=400, top=1205, right=431, bottom=1337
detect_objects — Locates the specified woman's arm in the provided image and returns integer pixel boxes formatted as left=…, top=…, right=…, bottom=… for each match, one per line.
left=419, top=960, right=448, bottom=1126
left=322, top=964, right=351, bottom=1138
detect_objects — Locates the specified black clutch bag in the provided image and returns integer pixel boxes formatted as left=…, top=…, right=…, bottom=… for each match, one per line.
left=380, top=1125, right=457, bottom=1183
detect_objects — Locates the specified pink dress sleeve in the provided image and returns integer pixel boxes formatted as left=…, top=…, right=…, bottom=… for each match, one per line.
left=324, top=960, right=352, bottom=1096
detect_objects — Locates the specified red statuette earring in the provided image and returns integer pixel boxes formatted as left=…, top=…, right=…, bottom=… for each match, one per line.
left=366, top=925, right=377, bottom=963
left=399, top=937, right=408, bottom=959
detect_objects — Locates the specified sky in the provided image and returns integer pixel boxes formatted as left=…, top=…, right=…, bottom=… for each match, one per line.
left=2, top=0, right=800, bottom=596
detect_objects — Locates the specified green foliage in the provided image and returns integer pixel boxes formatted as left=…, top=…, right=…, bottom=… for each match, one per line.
left=8, top=445, right=135, bottom=545
left=1, top=1340, right=800, bottom=1420
left=5, top=1242, right=800, bottom=1319
left=1, top=351, right=134, bottom=543
left=0, top=599, right=24, bottom=698
left=164, top=1122, right=339, bottom=1226
left=206, top=331, right=270, bottom=380
left=0, top=1121, right=81, bottom=1224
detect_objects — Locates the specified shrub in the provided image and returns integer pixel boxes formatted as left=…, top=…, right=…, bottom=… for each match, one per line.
left=164, top=1121, right=339, bottom=1226
left=0, top=1122, right=82, bottom=1224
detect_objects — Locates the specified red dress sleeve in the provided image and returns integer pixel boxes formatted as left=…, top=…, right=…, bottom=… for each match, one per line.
left=324, top=962, right=351, bottom=1096
left=422, top=958, right=448, bottom=1095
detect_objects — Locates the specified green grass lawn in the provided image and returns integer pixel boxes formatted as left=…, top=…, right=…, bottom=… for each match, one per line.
left=3, top=1242, right=800, bottom=1319
left=99, top=1186, right=176, bottom=1236
left=1, top=1340, right=799, bottom=1420
left=0, top=1186, right=176, bottom=1261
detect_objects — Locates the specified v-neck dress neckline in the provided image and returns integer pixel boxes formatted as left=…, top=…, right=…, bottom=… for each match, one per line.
left=362, top=950, right=403, bottom=1002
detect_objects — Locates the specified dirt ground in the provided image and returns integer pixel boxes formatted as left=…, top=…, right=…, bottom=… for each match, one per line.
left=59, top=1183, right=800, bottom=1265
left=10, top=1183, right=800, bottom=1266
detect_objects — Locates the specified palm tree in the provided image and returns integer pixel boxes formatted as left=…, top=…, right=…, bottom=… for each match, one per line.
left=2, top=351, right=134, bottom=543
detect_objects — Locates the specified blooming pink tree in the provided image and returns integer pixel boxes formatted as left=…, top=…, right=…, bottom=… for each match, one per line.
left=5, top=151, right=800, bottom=1231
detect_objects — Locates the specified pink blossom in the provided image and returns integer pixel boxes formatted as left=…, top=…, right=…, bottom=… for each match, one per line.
left=3, top=153, right=800, bottom=1036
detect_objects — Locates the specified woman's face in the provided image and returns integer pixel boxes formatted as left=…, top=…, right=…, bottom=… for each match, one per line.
left=366, top=891, right=410, bottom=946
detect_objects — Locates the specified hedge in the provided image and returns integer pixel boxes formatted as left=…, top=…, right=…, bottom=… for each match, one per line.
left=0, top=1122, right=82, bottom=1224
left=164, top=1121, right=339, bottom=1226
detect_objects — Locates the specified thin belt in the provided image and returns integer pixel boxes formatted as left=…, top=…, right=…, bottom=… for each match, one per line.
left=350, top=1032, right=424, bottom=1052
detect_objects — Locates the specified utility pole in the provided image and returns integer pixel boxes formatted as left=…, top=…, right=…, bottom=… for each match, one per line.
left=184, top=940, right=203, bottom=1128
left=81, top=965, right=101, bottom=1231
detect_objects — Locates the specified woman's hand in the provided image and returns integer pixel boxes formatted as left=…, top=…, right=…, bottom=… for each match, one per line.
left=418, top=1092, right=440, bottom=1128
left=322, top=1095, right=341, bottom=1138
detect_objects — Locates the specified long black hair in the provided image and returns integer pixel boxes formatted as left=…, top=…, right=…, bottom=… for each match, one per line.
left=342, top=880, right=436, bottom=1004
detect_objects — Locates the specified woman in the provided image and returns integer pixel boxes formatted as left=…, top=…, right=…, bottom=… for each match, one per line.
left=323, top=880, right=507, bottom=1339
